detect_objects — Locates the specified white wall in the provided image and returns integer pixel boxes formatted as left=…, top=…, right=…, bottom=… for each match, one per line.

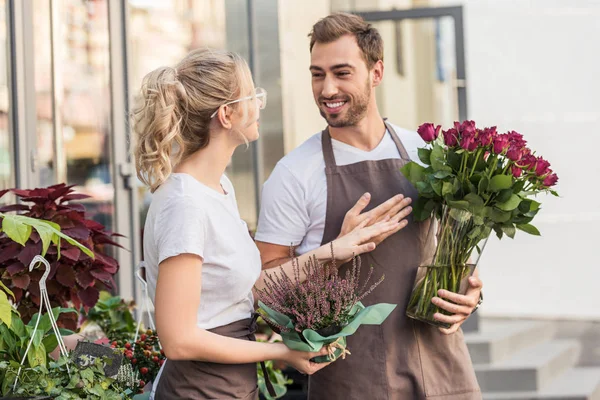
left=432, top=0, right=600, bottom=319
left=278, top=0, right=600, bottom=319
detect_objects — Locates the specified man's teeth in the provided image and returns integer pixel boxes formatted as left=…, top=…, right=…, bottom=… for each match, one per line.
left=326, top=101, right=346, bottom=108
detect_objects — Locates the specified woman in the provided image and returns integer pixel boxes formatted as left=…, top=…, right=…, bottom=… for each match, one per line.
left=132, top=48, right=406, bottom=399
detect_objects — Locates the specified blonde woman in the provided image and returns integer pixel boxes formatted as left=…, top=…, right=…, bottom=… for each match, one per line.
left=132, top=48, right=408, bottom=399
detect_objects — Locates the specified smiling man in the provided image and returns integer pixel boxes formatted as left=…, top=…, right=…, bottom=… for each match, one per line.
left=256, top=13, right=482, bottom=400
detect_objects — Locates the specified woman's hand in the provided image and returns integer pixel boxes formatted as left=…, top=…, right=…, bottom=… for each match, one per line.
left=280, top=345, right=332, bottom=375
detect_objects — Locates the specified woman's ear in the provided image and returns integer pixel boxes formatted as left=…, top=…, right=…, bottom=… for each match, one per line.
left=216, top=105, right=233, bottom=130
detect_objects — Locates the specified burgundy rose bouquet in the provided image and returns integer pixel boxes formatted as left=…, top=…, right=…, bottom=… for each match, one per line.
left=401, top=120, right=558, bottom=327
left=256, top=250, right=396, bottom=363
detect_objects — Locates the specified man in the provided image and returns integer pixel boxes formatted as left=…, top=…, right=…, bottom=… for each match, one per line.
left=256, top=13, right=482, bottom=399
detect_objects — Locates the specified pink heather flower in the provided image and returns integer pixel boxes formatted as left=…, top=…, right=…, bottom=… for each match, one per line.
left=417, top=123, right=441, bottom=142
left=493, top=134, right=510, bottom=154
left=543, top=173, right=558, bottom=187
left=534, top=157, right=551, bottom=177
left=443, top=128, right=459, bottom=147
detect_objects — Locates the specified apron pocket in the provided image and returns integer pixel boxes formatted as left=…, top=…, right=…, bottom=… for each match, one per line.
left=413, top=322, right=481, bottom=398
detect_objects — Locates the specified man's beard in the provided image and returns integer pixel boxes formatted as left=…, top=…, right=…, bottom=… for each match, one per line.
left=320, top=82, right=371, bottom=128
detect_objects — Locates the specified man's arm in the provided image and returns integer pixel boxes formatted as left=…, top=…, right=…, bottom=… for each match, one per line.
left=256, top=241, right=295, bottom=270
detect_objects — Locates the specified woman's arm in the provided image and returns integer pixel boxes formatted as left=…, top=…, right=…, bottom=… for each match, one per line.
left=155, top=253, right=328, bottom=373
left=253, top=217, right=403, bottom=293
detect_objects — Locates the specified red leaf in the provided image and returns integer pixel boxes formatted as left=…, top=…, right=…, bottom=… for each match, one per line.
left=0, top=204, right=31, bottom=213
left=46, top=279, right=62, bottom=296
left=70, top=288, right=81, bottom=310
left=78, top=286, right=99, bottom=307
left=53, top=214, right=76, bottom=229
left=12, top=287, right=23, bottom=303
left=94, top=252, right=119, bottom=274
left=56, top=266, right=77, bottom=287
left=83, top=219, right=105, bottom=230
left=76, top=269, right=95, bottom=288
left=62, top=226, right=91, bottom=241
left=17, top=241, right=42, bottom=267
left=11, top=188, right=34, bottom=197
left=0, top=242, right=21, bottom=263
left=0, top=189, right=9, bottom=199
left=62, top=247, right=81, bottom=262
left=12, top=274, right=31, bottom=290
left=60, top=193, right=91, bottom=202
left=48, top=185, right=73, bottom=201
left=29, top=230, right=41, bottom=244
left=90, top=269, right=112, bottom=282
left=6, top=262, right=25, bottom=276
left=65, top=203, right=86, bottom=212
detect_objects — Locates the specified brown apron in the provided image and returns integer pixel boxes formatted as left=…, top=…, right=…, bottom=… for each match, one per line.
left=155, top=315, right=274, bottom=400
left=308, top=122, right=481, bottom=400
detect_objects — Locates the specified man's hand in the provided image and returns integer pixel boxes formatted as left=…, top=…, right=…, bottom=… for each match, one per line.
left=338, top=192, right=413, bottom=244
left=431, top=275, right=483, bottom=335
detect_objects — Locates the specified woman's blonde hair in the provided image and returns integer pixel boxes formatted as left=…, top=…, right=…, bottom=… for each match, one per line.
left=132, top=48, right=254, bottom=192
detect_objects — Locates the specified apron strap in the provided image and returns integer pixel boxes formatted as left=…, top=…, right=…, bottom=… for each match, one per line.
left=321, top=126, right=337, bottom=169
left=321, top=120, right=411, bottom=168
left=384, top=120, right=411, bottom=161
left=250, top=313, right=277, bottom=398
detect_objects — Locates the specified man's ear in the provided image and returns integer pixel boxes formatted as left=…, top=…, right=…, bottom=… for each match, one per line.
left=371, top=60, right=384, bottom=87
left=216, top=105, right=233, bottom=130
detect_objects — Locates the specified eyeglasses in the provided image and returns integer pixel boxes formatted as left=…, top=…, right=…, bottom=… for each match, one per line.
left=210, top=87, right=267, bottom=119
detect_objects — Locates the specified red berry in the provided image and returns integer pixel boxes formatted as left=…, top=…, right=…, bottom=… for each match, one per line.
left=112, top=341, right=118, bottom=346
left=153, top=356, right=159, bottom=362
left=159, top=359, right=164, bottom=366
left=125, top=343, right=131, bottom=349
left=139, top=380, right=145, bottom=387
left=141, top=334, right=147, bottom=341
left=140, top=367, right=149, bottom=375
left=132, top=358, right=137, bottom=364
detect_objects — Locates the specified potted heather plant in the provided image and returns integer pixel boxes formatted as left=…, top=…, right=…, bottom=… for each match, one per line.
left=400, top=120, right=559, bottom=328
left=256, top=248, right=396, bottom=363
left=0, top=184, right=123, bottom=330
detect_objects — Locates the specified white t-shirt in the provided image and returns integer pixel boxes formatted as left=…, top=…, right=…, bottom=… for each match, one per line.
left=255, top=123, right=425, bottom=255
left=143, top=173, right=261, bottom=330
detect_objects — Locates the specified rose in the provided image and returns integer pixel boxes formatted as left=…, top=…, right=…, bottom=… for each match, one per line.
left=506, top=145, right=524, bottom=162
left=534, top=157, right=551, bottom=176
left=511, top=165, right=523, bottom=178
left=543, top=173, right=558, bottom=187
left=520, top=154, right=537, bottom=170
left=493, top=134, right=510, bottom=154
left=460, top=130, right=477, bottom=151
left=443, top=128, right=459, bottom=147
left=455, top=120, right=476, bottom=136
left=478, top=126, right=496, bottom=147
left=417, top=123, right=441, bottom=142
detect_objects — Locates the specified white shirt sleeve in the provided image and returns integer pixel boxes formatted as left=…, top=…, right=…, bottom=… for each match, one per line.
left=255, top=163, right=310, bottom=246
left=155, top=196, right=206, bottom=264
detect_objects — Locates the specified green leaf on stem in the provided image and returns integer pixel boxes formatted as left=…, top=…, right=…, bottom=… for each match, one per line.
left=431, top=145, right=452, bottom=172
left=416, top=181, right=434, bottom=196
left=1, top=214, right=32, bottom=246
left=493, top=226, right=504, bottom=240
left=485, top=207, right=511, bottom=223
left=442, top=182, right=454, bottom=197
left=474, top=215, right=484, bottom=225
left=516, top=223, right=541, bottom=236
left=418, top=148, right=432, bottom=165
left=0, top=290, right=12, bottom=328
left=550, top=190, right=559, bottom=197
left=464, top=193, right=484, bottom=212
left=489, top=174, right=513, bottom=192
left=501, top=223, right=516, bottom=239
left=400, top=162, right=426, bottom=185
left=478, top=176, right=489, bottom=194
left=495, top=188, right=513, bottom=203
left=434, top=170, right=453, bottom=179
left=449, top=208, right=471, bottom=223
left=446, top=150, right=462, bottom=171
left=496, top=194, right=521, bottom=211
left=446, top=199, right=470, bottom=211
left=513, top=180, right=526, bottom=194
left=430, top=179, right=442, bottom=196
left=467, top=226, right=482, bottom=240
